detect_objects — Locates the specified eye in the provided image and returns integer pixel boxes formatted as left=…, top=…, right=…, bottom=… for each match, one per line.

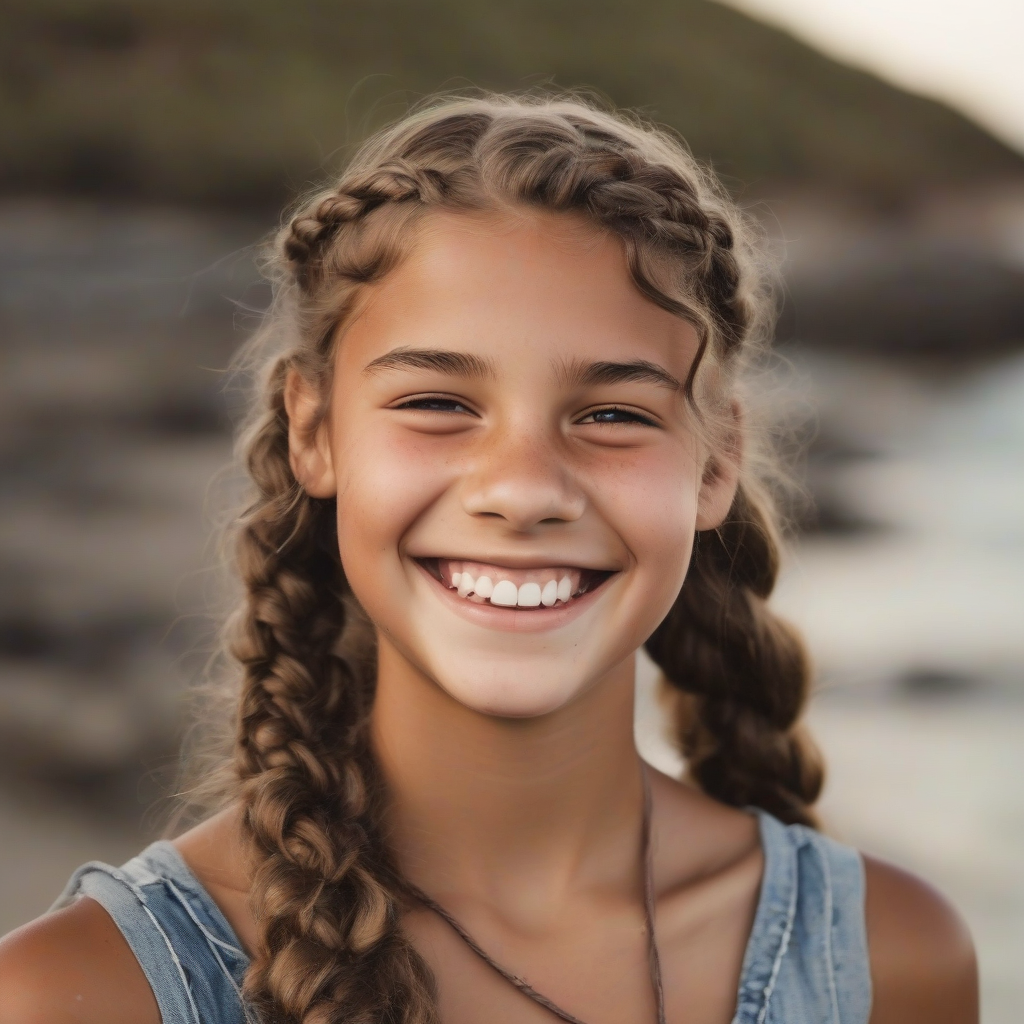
left=394, top=395, right=475, bottom=415
left=577, top=406, right=658, bottom=427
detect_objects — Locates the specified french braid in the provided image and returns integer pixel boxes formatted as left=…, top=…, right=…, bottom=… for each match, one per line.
left=232, top=361, right=437, bottom=1023
left=643, top=483, right=823, bottom=827
left=223, top=93, right=819, bottom=1023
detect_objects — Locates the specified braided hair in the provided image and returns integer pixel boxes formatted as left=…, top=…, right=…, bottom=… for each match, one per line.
left=223, top=93, right=821, bottom=1024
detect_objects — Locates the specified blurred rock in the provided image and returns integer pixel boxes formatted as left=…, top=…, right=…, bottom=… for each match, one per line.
left=775, top=188, right=1024, bottom=356
left=0, top=199, right=260, bottom=789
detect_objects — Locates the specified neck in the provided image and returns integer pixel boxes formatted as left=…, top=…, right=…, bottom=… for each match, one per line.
left=370, top=638, right=645, bottom=904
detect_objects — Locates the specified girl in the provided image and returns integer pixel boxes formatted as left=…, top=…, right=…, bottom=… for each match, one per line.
left=0, top=94, right=976, bottom=1024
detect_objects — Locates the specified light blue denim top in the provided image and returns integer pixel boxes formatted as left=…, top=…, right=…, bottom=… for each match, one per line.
left=52, top=810, right=871, bottom=1024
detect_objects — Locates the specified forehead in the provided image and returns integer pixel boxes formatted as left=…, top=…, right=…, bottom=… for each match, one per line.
left=335, top=208, right=699, bottom=380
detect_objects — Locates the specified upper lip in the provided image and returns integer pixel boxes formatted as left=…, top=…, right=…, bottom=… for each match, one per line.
left=410, top=554, right=620, bottom=572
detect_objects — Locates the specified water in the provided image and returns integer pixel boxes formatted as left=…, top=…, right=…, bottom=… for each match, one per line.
left=641, top=348, right=1024, bottom=1021
left=773, top=350, right=1024, bottom=690
left=778, top=352, right=1024, bottom=1022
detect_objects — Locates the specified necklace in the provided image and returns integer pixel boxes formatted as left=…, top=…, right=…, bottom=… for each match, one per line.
left=405, top=764, right=667, bottom=1024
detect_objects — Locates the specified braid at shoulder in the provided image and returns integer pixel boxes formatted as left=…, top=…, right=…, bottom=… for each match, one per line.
left=644, top=483, right=824, bottom=827
left=233, top=358, right=436, bottom=1023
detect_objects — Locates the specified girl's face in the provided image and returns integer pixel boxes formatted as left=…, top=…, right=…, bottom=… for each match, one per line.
left=288, top=209, right=739, bottom=718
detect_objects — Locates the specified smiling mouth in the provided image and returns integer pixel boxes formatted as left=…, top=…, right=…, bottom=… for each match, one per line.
left=416, top=558, right=615, bottom=609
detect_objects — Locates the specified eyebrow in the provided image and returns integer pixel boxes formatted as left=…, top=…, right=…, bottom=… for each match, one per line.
left=362, top=347, right=495, bottom=379
left=557, top=357, right=683, bottom=392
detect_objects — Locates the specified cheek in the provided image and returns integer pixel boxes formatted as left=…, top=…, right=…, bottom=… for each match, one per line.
left=589, top=446, right=701, bottom=628
left=593, top=444, right=700, bottom=559
left=332, top=422, right=454, bottom=574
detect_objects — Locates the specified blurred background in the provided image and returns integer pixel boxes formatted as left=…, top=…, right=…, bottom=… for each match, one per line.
left=1, top=0, right=1022, bottom=1019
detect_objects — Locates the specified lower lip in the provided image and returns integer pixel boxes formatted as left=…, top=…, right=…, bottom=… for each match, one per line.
left=413, top=561, right=612, bottom=634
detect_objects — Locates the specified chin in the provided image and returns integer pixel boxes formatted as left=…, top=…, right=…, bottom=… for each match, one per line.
left=362, top=562, right=659, bottom=720
left=435, top=663, right=588, bottom=719
left=404, top=593, right=624, bottom=719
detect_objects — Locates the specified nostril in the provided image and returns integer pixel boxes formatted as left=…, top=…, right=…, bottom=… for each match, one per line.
left=461, top=474, right=585, bottom=528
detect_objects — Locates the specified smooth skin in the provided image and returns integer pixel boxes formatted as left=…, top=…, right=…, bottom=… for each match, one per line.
left=0, top=210, right=977, bottom=1024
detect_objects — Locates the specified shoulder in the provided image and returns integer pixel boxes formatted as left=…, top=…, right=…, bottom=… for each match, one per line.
left=863, top=855, right=978, bottom=1024
left=0, top=897, right=159, bottom=1024
left=647, top=766, right=762, bottom=888
left=173, top=803, right=257, bottom=954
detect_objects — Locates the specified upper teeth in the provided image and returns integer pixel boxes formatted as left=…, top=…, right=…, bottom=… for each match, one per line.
left=450, top=570, right=575, bottom=607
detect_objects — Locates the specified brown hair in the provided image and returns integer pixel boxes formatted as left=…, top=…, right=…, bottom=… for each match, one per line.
left=223, top=92, right=822, bottom=1024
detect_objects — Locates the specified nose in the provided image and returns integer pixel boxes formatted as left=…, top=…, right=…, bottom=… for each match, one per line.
left=459, top=423, right=586, bottom=532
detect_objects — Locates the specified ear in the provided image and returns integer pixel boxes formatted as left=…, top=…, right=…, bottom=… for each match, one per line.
left=284, top=368, right=337, bottom=498
left=695, top=400, right=743, bottom=531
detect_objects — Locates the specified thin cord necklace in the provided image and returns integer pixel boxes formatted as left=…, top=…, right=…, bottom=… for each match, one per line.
left=405, top=764, right=667, bottom=1024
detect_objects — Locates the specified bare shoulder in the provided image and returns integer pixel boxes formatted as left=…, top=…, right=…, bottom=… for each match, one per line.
left=172, top=801, right=247, bottom=884
left=173, top=802, right=257, bottom=954
left=0, top=897, right=159, bottom=1024
left=647, top=770, right=761, bottom=856
left=647, top=765, right=761, bottom=883
left=864, top=855, right=978, bottom=1024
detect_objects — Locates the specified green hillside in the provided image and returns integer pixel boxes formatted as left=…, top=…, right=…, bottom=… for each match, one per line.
left=2, top=0, right=1022, bottom=206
